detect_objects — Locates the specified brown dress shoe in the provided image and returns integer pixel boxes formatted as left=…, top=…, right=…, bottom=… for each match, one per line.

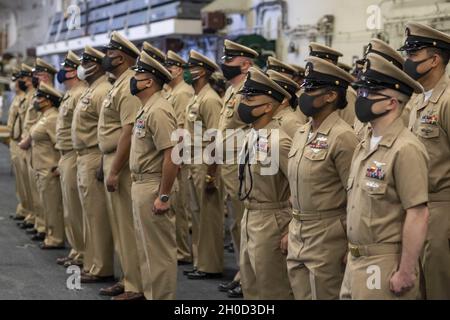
left=112, top=292, right=145, bottom=301
left=56, top=256, right=72, bottom=265
left=99, top=282, right=125, bottom=296
left=81, top=273, right=114, bottom=283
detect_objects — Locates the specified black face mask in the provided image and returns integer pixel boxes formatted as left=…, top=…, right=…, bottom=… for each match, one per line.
left=130, top=77, right=148, bottom=96
left=355, top=96, right=390, bottom=123
left=220, top=63, right=242, bottom=81
left=33, top=101, right=43, bottom=112
left=18, top=80, right=28, bottom=92
left=289, top=95, right=298, bottom=110
left=403, top=56, right=433, bottom=81
left=32, top=77, right=39, bottom=88
left=298, top=92, right=327, bottom=117
left=102, top=56, right=120, bottom=72
left=237, top=102, right=266, bottom=124
left=57, top=69, right=76, bottom=84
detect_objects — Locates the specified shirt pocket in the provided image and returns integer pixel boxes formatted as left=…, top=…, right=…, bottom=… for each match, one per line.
left=417, top=124, right=439, bottom=139
left=362, top=179, right=388, bottom=197
left=303, top=147, right=328, bottom=161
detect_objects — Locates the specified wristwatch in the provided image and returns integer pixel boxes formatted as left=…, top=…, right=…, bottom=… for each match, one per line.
left=159, top=194, right=170, bottom=203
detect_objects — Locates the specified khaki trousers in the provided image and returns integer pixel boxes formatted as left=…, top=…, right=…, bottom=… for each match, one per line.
left=340, top=252, right=421, bottom=300
left=59, top=150, right=84, bottom=260
left=287, top=213, right=348, bottom=300
left=27, top=150, right=45, bottom=232
left=221, top=164, right=244, bottom=266
left=103, top=152, right=142, bottom=293
left=240, top=206, right=293, bottom=300
left=188, top=164, right=224, bottom=273
left=131, top=176, right=177, bottom=300
left=421, top=201, right=450, bottom=299
left=76, top=150, right=114, bottom=276
left=172, top=165, right=192, bottom=262
left=16, top=147, right=34, bottom=223
left=9, top=141, right=30, bottom=217
left=35, top=169, right=64, bottom=246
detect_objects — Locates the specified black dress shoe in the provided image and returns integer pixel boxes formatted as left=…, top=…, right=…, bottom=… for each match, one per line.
left=10, top=215, right=25, bottom=221
left=18, top=222, right=34, bottom=229
left=25, top=228, right=37, bottom=235
left=218, top=280, right=239, bottom=292
left=187, top=270, right=223, bottom=280
left=39, top=243, right=65, bottom=250
left=227, top=284, right=243, bottom=298
left=183, top=267, right=197, bottom=276
left=31, top=233, right=46, bottom=241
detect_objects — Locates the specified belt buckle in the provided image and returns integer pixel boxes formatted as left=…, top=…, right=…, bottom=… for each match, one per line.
left=349, top=245, right=360, bottom=258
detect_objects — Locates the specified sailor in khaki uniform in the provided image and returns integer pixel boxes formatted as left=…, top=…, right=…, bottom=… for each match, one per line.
left=399, top=23, right=450, bottom=300
left=308, top=43, right=356, bottom=127
left=72, top=46, right=114, bottom=283
left=209, top=71, right=228, bottom=98
left=98, top=32, right=143, bottom=300
left=19, top=59, right=57, bottom=238
left=353, top=39, right=405, bottom=140
left=237, top=67, right=293, bottom=300
left=7, top=68, right=29, bottom=221
left=266, top=57, right=297, bottom=80
left=15, top=64, right=36, bottom=229
left=340, top=54, right=429, bottom=300
left=267, top=70, right=306, bottom=138
left=142, top=41, right=166, bottom=64
left=287, top=57, right=358, bottom=300
left=164, top=50, right=195, bottom=264
left=184, top=50, right=224, bottom=280
left=55, top=51, right=87, bottom=267
left=290, top=64, right=305, bottom=87
left=30, top=83, right=65, bottom=249
left=338, top=62, right=352, bottom=74
left=216, top=40, right=258, bottom=296
left=129, top=52, right=178, bottom=299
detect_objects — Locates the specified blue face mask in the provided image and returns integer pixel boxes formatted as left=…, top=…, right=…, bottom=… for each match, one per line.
left=57, top=69, right=76, bottom=84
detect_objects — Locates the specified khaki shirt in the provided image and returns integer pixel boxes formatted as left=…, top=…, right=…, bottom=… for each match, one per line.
left=7, top=92, right=26, bottom=141
left=240, top=119, right=292, bottom=204
left=347, top=117, right=429, bottom=245
left=30, top=108, right=60, bottom=170
left=273, top=104, right=305, bottom=139
left=55, top=82, right=87, bottom=151
left=288, top=111, right=358, bottom=213
left=336, top=87, right=357, bottom=127
left=22, top=88, right=38, bottom=139
left=72, top=75, right=112, bottom=150
left=166, top=81, right=194, bottom=128
left=130, top=91, right=177, bottom=175
left=185, top=83, right=222, bottom=162
left=98, top=69, right=140, bottom=154
left=408, top=74, right=450, bottom=200
left=218, top=78, right=249, bottom=154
